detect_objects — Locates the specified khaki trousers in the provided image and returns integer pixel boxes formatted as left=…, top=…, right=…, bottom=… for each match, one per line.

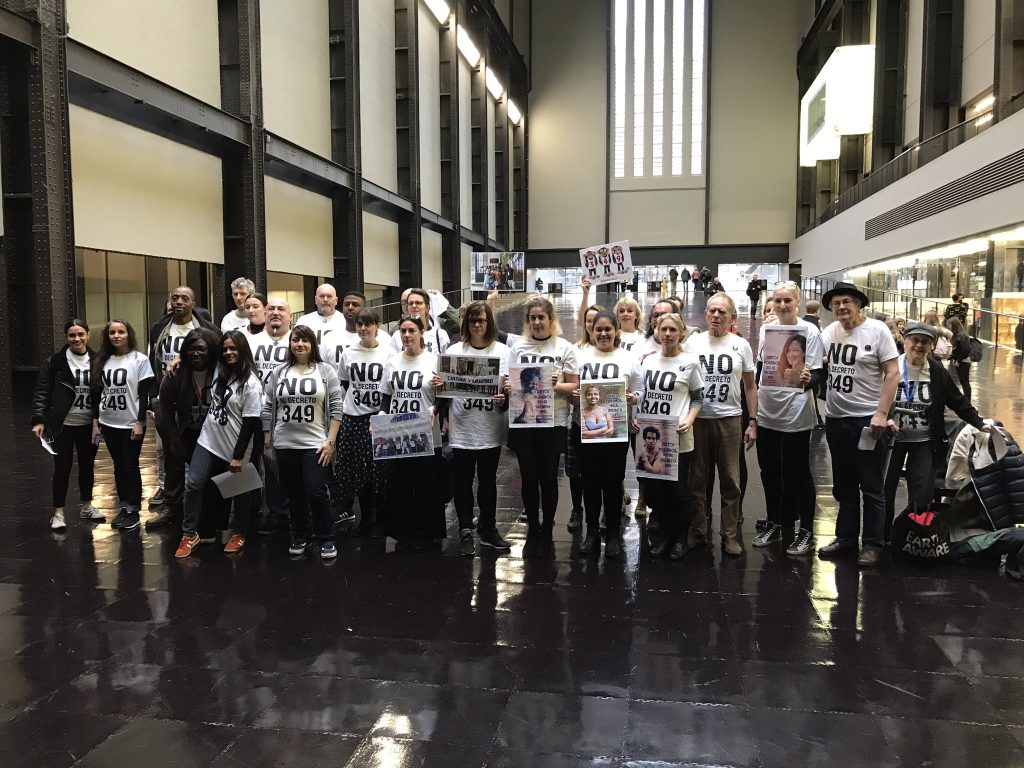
left=688, top=415, right=742, bottom=541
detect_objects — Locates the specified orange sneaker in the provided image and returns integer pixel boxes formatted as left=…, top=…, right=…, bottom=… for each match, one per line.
left=174, top=533, right=200, bottom=559
left=223, top=534, right=246, bottom=554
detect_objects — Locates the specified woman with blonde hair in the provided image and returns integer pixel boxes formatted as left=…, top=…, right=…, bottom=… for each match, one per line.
left=614, top=296, right=644, bottom=353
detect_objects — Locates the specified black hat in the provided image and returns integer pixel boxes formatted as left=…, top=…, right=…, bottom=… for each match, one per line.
left=821, top=282, right=869, bottom=309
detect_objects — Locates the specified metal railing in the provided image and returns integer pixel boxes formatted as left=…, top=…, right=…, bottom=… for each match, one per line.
left=802, top=276, right=1024, bottom=353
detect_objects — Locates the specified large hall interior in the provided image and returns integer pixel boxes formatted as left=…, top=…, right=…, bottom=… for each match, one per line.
left=2, top=0, right=1024, bottom=766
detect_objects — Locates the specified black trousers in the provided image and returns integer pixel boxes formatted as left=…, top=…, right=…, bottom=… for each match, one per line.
left=276, top=448, right=334, bottom=542
left=510, top=426, right=565, bottom=529
left=52, top=424, right=97, bottom=508
left=100, top=425, right=144, bottom=507
left=756, top=427, right=815, bottom=534
left=956, top=361, right=972, bottom=403
left=581, top=441, right=629, bottom=538
left=384, top=451, right=446, bottom=544
left=452, top=446, right=502, bottom=534
left=163, top=429, right=200, bottom=515
left=646, top=451, right=694, bottom=545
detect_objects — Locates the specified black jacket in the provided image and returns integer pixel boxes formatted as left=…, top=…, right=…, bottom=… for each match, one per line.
left=154, top=366, right=213, bottom=454
left=923, top=357, right=984, bottom=464
left=31, top=346, right=98, bottom=436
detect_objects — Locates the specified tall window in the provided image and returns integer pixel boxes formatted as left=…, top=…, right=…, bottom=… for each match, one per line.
left=612, top=0, right=706, bottom=181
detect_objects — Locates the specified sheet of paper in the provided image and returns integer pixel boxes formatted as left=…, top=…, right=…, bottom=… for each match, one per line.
left=39, top=436, right=57, bottom=455
left=211, top=462, right=263, bottom=498
left=857, top=427, right=878, bottom=451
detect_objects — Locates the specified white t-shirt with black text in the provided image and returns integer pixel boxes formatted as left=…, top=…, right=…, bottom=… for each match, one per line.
left=295, top=310, right=347, bottom=347
left=381, top=351, right=438, bottom=416
left=322, top=328, right=393, bottom=370
left=245, top=331, right=290, bottom=386
left=390, top=325, right=450, bottom=355
left=893, top=354, right=932, bottom=443
left=638, top=351, right=705, bottom=453
left=618, top=331, right=644, bottom=355
left=577, top=346, right=644, bottom=394
left=98, top=351, right=154, bottom=429
left=337, top=343, right=394, bottom=417
left=63, top=350, right=93, bottom=427
left=682, top=332, right=755, bottom=419
left=155, top=319, right=200, bottom=376
left=821, top=318, right=899, bottom=418
left=220, top=310, right=248, bottom=334
left=444, top=341, right=510, bottom=450
left=756, top=319, right=825, bottom=433
left=271, top=365, right=330, bottom=449
left=506, top=335, right=579, bottom=428
left=198, top=373, right=263, bottom=461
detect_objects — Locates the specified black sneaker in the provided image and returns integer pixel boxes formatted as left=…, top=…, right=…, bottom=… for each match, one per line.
left=119, top=513, right=141, bottom=532
left=567, top=508, right=583, bottom=533
left=479, top=531, right=512, bottom=552
left=458, top=530, right=475, bottom=557
left=149, top=488, right=166, bottom=506
left=752, top=522, right=781, bottom=548
left=288, top=539, right=310, bottom=556
left=320, top=541, right=337, bottom=560
left=518, top=511, right=528, bottom=523
left=335, top=510, right=356, bottom=525
left=605, top=538, right=621, bottom=558
left=579, top=533, right=600, bottom=555
left=111, top=507, right=130, bottom=529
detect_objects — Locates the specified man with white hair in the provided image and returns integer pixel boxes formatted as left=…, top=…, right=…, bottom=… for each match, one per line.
left=221, top=277, right=255, bottom=332
left=295, top=283, right=347, bottom=345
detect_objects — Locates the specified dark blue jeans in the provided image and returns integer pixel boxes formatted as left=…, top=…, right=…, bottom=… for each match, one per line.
left=275, top=448, right=334, bottom=542
left=825, top=416, right=887, bottom=550
left=182, top=445, right=251, bottom=536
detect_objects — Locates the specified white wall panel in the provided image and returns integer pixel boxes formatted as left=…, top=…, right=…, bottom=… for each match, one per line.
left=419, top=6, right=443, bottom=212
left=68, top=0, right=220, bottom=105
left=961, top=0, right=996, bottom=104
left=609, top=189, right=705, bottom=246
left=264, top=177, right=332, bottom=276
left=708, top=0, right=799, bottom=244
left=262, top=0, right=332, bottom=157
left=422, top=228, right=444, bottom=291
left=904, top=0, right=924, bottom=146
left=792, top=108, right=1024, bottom=277
left=527, top=0, right=607, bottom=248
left=360, top=0, right=399, bottom=191
left=459, top=59, right=473, bottom=225
left=70, top=107, right=223, bottom=263
left=363, top=212, right=400, bottom=287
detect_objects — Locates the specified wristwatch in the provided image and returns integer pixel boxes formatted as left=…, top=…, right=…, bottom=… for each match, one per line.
left=748, top=417, right=758, bottom=424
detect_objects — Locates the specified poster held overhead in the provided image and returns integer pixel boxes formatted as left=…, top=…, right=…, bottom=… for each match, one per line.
left=508, top=364, right=555, bottom=428
left=471, top=252, right=525, bottom=291
left=578, top=240, right=632, bottom=286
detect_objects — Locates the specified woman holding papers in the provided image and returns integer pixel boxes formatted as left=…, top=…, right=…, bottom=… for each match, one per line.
left=637, top=313, right=704, bottom=560
left=261, top=325, right=344, bottom=560
left=434, top=301, right=512, bottom=556
left=379, top=314, right=444, bottom=551
left=505, top=298, right=579, bottom=557
left=175, top=330, right=263, bottom=558
left=576, top=311, right=644, bottom=559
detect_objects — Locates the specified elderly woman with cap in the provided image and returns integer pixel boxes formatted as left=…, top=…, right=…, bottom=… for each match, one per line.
left=883, top=322, right=989, bottom=542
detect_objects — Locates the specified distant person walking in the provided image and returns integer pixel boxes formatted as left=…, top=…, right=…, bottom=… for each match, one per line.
left=679, top=267, right=691, bottom=298
left=669, top=267, right=679, bottom=295
left=746, top=275, right=763, bottom=317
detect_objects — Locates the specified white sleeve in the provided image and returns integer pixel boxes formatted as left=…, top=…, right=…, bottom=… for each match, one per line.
left=740, top=338, right=756, bottom=373
left=806, top=327, right=825, bottom=370
left=390, top=330, right=402, bottom=352
left=137, top=353, right=155, bottom=381
left=380, top=360, right=394, bottom=397
left=241, top=378, right=263, bottom=418
left=561, top=343, right=579, bottom=375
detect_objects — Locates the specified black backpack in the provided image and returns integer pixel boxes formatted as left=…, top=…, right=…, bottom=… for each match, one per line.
left=968, top=337, right=983, bottom=362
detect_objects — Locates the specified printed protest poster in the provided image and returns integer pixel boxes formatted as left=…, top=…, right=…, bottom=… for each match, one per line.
left=471, top=251, right=525, bottom=291
left=437, top=354, right=502, bottom=399
left=580, top=381, right=628, bottom=443
left=579, top=240, right=632, bottom=286
left=760, top=325, right=808, bottom=390
left=634, top=415, right=678, bottom=480
left=509, top=364, right=554, bottom=428
left=371, top=411, right=435, bottom=460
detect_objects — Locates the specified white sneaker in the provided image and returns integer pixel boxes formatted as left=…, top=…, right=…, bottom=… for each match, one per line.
left=79, top=504, right=105, bottom=522
left=50, top=512, right=67, bottom=531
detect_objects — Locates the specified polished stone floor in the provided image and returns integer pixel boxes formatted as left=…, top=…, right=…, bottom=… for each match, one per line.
left=1, top=292, right=1024, bottom=767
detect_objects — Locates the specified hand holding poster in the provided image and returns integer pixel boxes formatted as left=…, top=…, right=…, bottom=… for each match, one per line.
left=580, top=381, right=628, bottom=443
left=437, top=355, right=501, bottom=398
left=634, top=416, right=678, bottom=480
left=509, top=364, right=554, bottom=428
left=471, top=252, right=525, bottom=291
left=579, top=240, right=632, bottom=286
left=760, top=326, right=809, bottom=390
left=371, top=411, right=435, bottom=460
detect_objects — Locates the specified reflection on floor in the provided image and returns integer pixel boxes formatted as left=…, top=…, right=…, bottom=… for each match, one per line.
left=1, top=290, right=1024, bottom=767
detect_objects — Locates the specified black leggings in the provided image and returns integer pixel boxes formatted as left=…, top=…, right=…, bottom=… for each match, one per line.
left=756, top=427, right=815, bottom=533
left=511, top=426, right=565, bottom=529
left=956, top=361, right=972, bottom=403
left=52, top=424, right=97, bottom=508
left=452, top=447, right=502, bottom=534
left=101, top=425, right=144, bottom=507
left=581, top=441, right=629, bottom=538
left=646, top=451, right=694, bottom=545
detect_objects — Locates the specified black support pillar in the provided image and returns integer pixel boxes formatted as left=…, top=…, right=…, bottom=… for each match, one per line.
left=872, top=0, right=909, bottom=169
left=0, top=0, right=74, bottom=406
left=218, top=0, right=267, bottom=311
left=439, top=7, right=461, bottom=293
left=994, top=0, right=1024, bottom=121
left=920, top=0, right=964, bottom=140
left=395, top=0, right=422, bottom=289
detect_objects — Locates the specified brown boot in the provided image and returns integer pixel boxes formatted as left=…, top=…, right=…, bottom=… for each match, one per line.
left=722, top=537, right=742, bottom=556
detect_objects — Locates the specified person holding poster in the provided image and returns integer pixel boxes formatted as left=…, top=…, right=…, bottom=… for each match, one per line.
left=752, top=283, right=824, bottom=556
left=505, top=298, right=579, bottom=557
left=637, top=314, right=704, bottom=560
left=565, top=298, right=605, bottom=533
left=379, top=314, right=445, bottom=550
left=434, top=302, right=512, bottom=556
left=614, top=297, right=644, bottom=354
left=576, top=311, right=644, bottom=558
left=335, top=308, right=393, bottom=537
left=579, top=241, right=632, bottom=286
left=635, top=422, right=674, bottom=478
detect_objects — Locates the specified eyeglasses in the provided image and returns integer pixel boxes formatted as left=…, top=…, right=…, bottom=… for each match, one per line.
left=468, top=317, right=487, bottom=325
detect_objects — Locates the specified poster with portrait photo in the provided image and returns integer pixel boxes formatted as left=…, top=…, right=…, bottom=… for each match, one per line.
left=634, top=416, right=679, bottom=481
left=578, top=239, right=632, bottom=286
left=760, top=326, right=808, bottom=390
left=508, top=364, right=554, bottom=428
left=580, top=381, right=628, bottom=443
left=437, top=354, right=502, bottom=399
left=471, top=251, right=525, bottom=291
left=371, top=411, right=435, bottom=460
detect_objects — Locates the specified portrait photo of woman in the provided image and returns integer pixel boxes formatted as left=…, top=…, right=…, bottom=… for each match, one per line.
left=778, top=333, right=808, bottom=388
left=581, top=383, right=614, bottom=439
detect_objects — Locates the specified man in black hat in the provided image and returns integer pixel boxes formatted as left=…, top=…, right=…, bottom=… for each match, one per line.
left=818, top=282, right=900, bottom=567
